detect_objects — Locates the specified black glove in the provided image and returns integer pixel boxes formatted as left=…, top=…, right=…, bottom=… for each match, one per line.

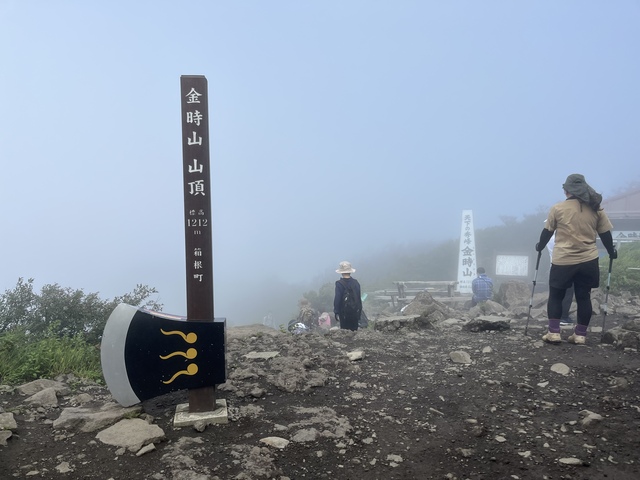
left=609, top=247, right=618, bottom=260
left=535, top=242, right=544, bottom=252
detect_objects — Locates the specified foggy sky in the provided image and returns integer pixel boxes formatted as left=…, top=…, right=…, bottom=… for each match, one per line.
left=1, top=1, right=639, bottom=326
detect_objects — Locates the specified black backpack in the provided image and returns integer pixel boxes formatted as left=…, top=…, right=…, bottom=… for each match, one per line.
left=339, top=279, right=360, bottom=317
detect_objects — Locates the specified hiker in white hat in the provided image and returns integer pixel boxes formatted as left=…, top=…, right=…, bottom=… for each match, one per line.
left=333, top=261, right=362, bottom=331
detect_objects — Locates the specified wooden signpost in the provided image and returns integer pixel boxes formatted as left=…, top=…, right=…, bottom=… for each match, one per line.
left=180, top=75, right=219, bottom=413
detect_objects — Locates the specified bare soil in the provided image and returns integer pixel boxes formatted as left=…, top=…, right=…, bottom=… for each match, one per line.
left=2, top=315, right=640, bottom=480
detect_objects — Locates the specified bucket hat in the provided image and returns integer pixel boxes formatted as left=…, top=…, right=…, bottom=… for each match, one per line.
left=336, top=261, right=356, bottom=274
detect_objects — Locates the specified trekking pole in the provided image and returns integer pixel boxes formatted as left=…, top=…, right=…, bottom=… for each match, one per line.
left=524, top=250, right=542, bottom=336
left=600, top=254, right=615, bottom=341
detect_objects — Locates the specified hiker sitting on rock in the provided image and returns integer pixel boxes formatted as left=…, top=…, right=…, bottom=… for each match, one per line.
left=296, top=298, right=319, bottom=331
left=471, top=267, right=493, bottom=307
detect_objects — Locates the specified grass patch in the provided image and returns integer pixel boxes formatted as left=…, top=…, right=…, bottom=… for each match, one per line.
left=0, top=328, right=102, bottom=385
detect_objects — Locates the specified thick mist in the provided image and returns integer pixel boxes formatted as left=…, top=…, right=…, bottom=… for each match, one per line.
left=1, top=2, right=639, bottom=327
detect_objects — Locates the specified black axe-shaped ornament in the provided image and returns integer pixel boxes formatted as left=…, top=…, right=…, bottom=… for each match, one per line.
left=100, top=304, right=226, bottom=407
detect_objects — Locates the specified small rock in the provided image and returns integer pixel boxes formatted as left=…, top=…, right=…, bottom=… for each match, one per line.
left=291, top=428, right=320, bottom=443
left=449, top=351, right=472, bottom=364
left=0, top=412, right=17, bottom=431
left=579, top=410, right=603, bottom=427
left=55, top=461, right=73, bottom=473
left=136, top=443, right=156, bottom=456
left=551, top=363, right=571, bottom=375
left=193, top=421, right=208, bottom=432
left=243, top=351, right=280, bottom=360
left=559, top=457, right=583, bottom=465
left=347, top=350, right=365, bottom=361
left=260, top=436, right=290, bottom=449
left=457, top=448, right=473, bottom=457
left=0, top=430, right=12, bottom=446
left=26, top=387, right=59, bottom=407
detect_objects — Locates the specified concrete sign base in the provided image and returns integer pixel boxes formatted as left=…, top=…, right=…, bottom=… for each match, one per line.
left=173, top=400, right=228, bottom=427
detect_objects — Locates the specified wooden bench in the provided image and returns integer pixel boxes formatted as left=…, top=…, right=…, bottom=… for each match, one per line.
left=373, top=280, right=459, bottom=307
left=394, top=281, right=459, bottom=298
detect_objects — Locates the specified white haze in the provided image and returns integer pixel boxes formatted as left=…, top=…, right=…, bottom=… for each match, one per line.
left=1, top=2, right=639, bottom=326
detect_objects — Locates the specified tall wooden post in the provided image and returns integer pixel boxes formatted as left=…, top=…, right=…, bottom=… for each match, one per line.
left=180, top=75, right=215, bottom=412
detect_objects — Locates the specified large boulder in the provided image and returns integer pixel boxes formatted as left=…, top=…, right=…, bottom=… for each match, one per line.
left=17, top=379, right=69, bottom=397
left=494, top=280, right=531, bottom=309
left=468, top=299, right=507, bottom=317
left=95, top=418, right=165, bottom=452
left=602, top=318, right=640, bottom=349
left=463, top=315, right=511, bottom=332
left=374, top=315, right=435, bottom=332
left=401, top=291, right=452, bottom=322
left=53, top=402, right=142, bottom=433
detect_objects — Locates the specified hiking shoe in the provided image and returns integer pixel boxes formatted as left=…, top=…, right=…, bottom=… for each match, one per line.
left=567, top=333, right=586, bottom=345
left=542, top=332, right=562, bottom=344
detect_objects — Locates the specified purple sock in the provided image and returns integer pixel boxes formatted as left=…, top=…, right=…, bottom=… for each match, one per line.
left=575, top=324, right=588, bottom=336
left=548, top=319, right=561, bottom=333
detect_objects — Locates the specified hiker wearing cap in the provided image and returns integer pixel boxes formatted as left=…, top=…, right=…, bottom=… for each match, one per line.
left=333, top=261, right=363, bottom=331
left=471, top=267, right=493, bottom=307
left=535, top=174, right=617, bottom=345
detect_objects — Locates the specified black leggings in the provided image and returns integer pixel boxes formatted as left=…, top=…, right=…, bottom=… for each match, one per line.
left=548, top=284, right=592, bottom=326
left=548, top=258, right=599, bottom=326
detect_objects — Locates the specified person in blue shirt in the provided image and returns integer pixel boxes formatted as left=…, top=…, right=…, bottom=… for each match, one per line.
left=471, top=267, right=493, bottom=307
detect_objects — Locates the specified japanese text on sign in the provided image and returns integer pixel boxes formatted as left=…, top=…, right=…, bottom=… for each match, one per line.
left=456, top=210, right=476, bottom=294
left=180, top=76, right=214, bottom=320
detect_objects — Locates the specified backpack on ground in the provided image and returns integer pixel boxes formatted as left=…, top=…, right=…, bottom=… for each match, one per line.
left=340, top=279, right=360, bottom=317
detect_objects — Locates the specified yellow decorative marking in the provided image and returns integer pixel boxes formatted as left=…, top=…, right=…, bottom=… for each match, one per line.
left=162, top=363, right=199, bottom=384
left=160, top=329, right=197, bottom=343
left=159, top=348, right=198, bottom=360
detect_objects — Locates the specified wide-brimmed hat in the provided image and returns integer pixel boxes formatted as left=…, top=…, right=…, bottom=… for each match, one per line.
left=336, top=261, right=356, bottom=274
left=562, top=173, right=602, bottom=210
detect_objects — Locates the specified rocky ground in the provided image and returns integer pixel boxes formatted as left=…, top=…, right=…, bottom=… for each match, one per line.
left=2, top=287, right=640, bottom=480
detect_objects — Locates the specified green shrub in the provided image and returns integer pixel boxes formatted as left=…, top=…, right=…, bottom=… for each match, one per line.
left=609, top=242, right=640, bottom=295
left=0, top=328, right=101, bottom=385
left=0, top=278, right=162, bottom=343
left=0, top=279, right=160, bottom=385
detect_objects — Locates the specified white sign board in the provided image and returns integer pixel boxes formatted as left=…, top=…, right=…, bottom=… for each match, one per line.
left=495, top=255, right=529, bottom=277
left=613, top=231, right=640, bottom=242
left=456, top=210, right=476, bottom=294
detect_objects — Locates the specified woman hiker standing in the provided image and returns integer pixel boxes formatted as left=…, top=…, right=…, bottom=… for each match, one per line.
left=535, top=174, right=617, bottom=345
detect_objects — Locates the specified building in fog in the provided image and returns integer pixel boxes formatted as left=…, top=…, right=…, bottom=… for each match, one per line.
left=602, top=188, right=640, bottom=243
